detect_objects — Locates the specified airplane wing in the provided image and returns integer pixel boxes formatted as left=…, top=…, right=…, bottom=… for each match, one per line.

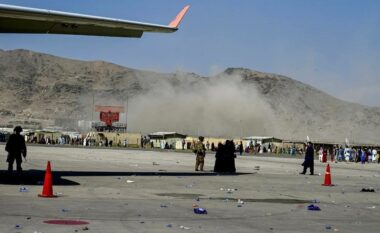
left=0, top=4, right=190, bottom=37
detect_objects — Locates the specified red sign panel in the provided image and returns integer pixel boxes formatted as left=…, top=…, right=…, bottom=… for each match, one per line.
left=100, top=111, right=120, bottom=126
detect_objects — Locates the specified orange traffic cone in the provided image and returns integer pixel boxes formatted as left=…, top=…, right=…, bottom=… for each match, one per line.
left=38, top=161, right=57, bottom=198
left=322, top=163, right=333, bottom=186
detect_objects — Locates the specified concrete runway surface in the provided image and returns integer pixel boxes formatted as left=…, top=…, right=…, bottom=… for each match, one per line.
left=0, top=145, right=379, bottom=233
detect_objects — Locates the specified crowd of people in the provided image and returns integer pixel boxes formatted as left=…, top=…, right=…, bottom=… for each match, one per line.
left=4, top=125, right=379, bottom=175
left=317, top=146, right=380, bottom=164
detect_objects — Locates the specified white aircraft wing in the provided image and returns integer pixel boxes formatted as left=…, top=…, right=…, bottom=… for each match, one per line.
left=0, top=4, right=190, bottom=37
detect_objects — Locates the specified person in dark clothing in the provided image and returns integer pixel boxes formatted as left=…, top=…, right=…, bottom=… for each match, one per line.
left=5, top=126, right=27, bottom=174
left=214, top=143, right=224, bottom=172
left=300, top=142, right=314, bottom=175
left=211, top=142, right=215, bottom=151
left=224, top=140, right=236, bottom=173
left=238, top=141, right=243, bottom=156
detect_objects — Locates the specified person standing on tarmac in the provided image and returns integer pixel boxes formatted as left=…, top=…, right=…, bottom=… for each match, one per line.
left=194, top=136, right=206, bottom=171
left=300, top=141, right=314, bottom=175
left=5, top=126, right=27, bottom=174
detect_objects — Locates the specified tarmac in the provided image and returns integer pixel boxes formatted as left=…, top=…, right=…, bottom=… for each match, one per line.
left=0, top=145, right=379, bottom=233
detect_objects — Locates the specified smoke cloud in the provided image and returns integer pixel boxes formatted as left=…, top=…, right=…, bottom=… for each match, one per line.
left=125, top=71, right=278, bottom=137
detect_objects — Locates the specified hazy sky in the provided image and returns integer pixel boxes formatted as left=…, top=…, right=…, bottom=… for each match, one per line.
left=1, top=0, right=379, bottom=107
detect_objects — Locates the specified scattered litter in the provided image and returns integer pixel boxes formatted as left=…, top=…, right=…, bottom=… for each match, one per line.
left=237, top=199, right=244, bottom=205
left=15, top=224, right=22, bottom=229
left=333, top=229, right=339, bottom=232
left=325, top=224, right=332, bottom=230
left=116, top=177, right=122, bottom=180
left=254, top=166, right=260, bottom=170
left=367, top=206, right=376, bottom=209
left=82, top=226, right=89, bottom=231
left=180, top=225, right=191, bottom=230
left=160, top=204, right=168, bottom=208
left=152, top=162, right=160, bottom=166
left=344, top=205, right=350, bottom=208
left=140, top=221, right=145, bottom=224
left=61, top=208, right=70, bottom=212
left=307, top=204, right=321, bottom=211
left=220, top=188, right=238, bottom=194
left=194, top=207, right=207, bottom=214
left=361, top=187, right=375, bottom=192
left=26, top=217, right=31, bottom=220
left=19, top=186, right=29, bottom=192
left=166, top=224, right=172, bottom=228
left=126, top=180, right=135, bottom=183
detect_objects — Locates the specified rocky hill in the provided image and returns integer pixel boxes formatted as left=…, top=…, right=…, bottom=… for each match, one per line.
left=0, top=49, right=379, bottom=144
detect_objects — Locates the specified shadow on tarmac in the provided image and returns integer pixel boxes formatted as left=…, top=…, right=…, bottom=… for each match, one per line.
left=0, top=170, right=79, bottom=186
left=0, top=170, right=254, bottom=186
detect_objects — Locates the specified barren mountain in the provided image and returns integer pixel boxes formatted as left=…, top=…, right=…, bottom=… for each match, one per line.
left=0, top=49, right=379, bottom=144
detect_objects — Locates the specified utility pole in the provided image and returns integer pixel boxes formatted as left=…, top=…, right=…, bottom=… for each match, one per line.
left=125, top=95, right=128, bottom=133
left=91, top=93, right=95, bottom=122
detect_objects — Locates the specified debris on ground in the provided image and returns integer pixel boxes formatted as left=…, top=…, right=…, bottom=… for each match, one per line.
left=126, top=180, right=135, bottom=183
left=361, top=187, right=375, bottom=192
left=152, top=162, right=160, bottom=166
left=237, top=199, right=244, bottom=207
left=19, top=186, right=29, bottom=192
left=166, top=224, right=172, bottom=228
left=307, top=204, right=321, bottom=211
left=180, top=225, right=191, bottom=230
left=194, top=207, right=207, bottom=214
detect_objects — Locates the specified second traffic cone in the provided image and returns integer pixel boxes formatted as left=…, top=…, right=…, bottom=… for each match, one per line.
left=38, top=161, right=57, bottom=198
left=322, top=163, right=333, bottom=186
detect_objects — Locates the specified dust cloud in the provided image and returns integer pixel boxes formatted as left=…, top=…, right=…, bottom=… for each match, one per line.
left=126, top=72, right=278, bottom=137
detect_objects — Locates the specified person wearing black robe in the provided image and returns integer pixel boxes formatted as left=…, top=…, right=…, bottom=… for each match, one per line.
left=300, top=142, right=314, bottom=175
left=224, top=140, right=236, bottom=173
left=214, top=143, right=224, bottom=172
